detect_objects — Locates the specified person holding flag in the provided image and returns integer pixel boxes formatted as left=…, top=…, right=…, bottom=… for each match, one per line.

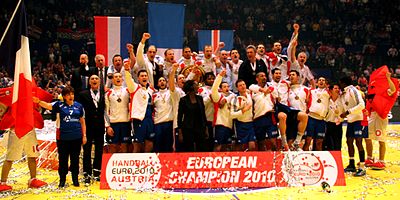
left=0, top=0, right=49, bottom=191
left=365, top=67, right=399, bottom=170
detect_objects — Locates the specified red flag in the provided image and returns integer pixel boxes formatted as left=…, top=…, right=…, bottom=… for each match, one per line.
left=0, top=1, right=33, bottom=138
left=367, top=65, right=399, bottom=119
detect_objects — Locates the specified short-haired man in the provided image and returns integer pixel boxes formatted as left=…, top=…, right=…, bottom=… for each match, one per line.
left=238, top=45, right=268, bottom=87
left=124, top=60, right=156, bottom=153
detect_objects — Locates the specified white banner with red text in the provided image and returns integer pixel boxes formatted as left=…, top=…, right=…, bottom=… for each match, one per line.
left=100, top=151, right=345, bottom=190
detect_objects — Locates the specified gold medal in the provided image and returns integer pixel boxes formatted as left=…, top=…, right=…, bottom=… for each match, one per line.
left=295, top=96, right=299, bottom=100
left=345, top=101, right=349, bottom=106
left=117, top=97, right=122, bottom=102
left=317, top=99, right=321, bottom=103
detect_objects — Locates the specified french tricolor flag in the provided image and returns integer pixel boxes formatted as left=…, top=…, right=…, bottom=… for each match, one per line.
left=198, top=30, right=234, bottom=52
left=0, top=0, right=34, bottom=138
left=94, top=16, right=134, bottom=66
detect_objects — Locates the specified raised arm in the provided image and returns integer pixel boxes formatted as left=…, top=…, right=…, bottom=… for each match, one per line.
left=386, top=72, right=396, bottom=96
left=33, top=96, right=53, bottom=110
left=123, top=60, right=138, bottom=93
left=169, top=63, right=179, bottom=92
left=288, top=23, right=299, bottom=63
left=126, top=43, right=136, bottom=68
left=136, top=33, right=151, bottom=68
left=214, top=42, right=225, bottom=58
left=211, top=69, right=226, bottom=102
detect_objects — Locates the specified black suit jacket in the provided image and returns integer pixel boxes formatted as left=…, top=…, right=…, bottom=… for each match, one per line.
left=177, top=95, right=207, bottom=131
left=93, top=66, right=109, bottom=83
left=70, top=66, right=93, bottom=95
left=93, top=66, right=109, bottom=94
left=238, top=59, right=268, bottom=86
left=77, top=89, right=105, bottom=127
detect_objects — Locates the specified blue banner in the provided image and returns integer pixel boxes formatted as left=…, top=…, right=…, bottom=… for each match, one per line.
left=148, top=2, right=185, bottom=49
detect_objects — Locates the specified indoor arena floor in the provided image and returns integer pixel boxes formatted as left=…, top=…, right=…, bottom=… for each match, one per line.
left=1, top=124, right=400, bottom=200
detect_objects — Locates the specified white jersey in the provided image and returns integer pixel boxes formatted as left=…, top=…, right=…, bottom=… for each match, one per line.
left=325, top=97, right=345, bottom=123
left=125, top=71, right=155, bottom=121
left=211, top=74, right=235, bottom=128
left=177, top=56, right=196, bottom=70
left=198, top=85, right=214, bottom=122
left=153, top=88, right=176, bottom=124
left=269, top=80, right=290, bottom=106
left=104, top=86, right=130, bottom=127
left=135, top=42, right=157, bottom=86
left=291, top=62, right=314, bottom=86
left=196, top=54, right=217, bottom=74
left=249, top=84, right=276, bottom=119
left=340, top=85, right=365, bottom=123
left=266, top=53, right=290, bottom=81
left=230, top=59, right=243, bottom=92
left=308, top=88, right=330, bottom=120
left=163, top=61, right=173, bottom=81
left=288, top=84, right=309, bottom=112
left=230, top=92, right=253, bottom=123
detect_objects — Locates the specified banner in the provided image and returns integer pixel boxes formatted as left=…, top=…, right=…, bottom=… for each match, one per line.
left=198, top=30, right=234, bottom=52
left=36, top=140, right=58, bottom=170
left=94, top=16, right=134, bottom=66
left=100, top=151, right=345, bottom=190
left=148, top=2, right=185, bottom=59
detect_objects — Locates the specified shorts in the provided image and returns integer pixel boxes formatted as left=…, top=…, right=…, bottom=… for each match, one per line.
left=346, top=121, right=368, bottom=138
left=234, top=120, right=256, bottom=144
left=368, top=111, right=388, bottom=142
left=132, top=117, right=155, bottom=143
left=276, top=103, right=300, bottom=140
left=106, top=122, right=132, bottom=144
left=214, top=125, right=233, bottom=145
left=254, top=112, right=278, bottom=140
left=6, top=129, right=39, bottom=161
left=305, top=117, right=326, bottom=139
left=154, top=121, right=174, bottom=152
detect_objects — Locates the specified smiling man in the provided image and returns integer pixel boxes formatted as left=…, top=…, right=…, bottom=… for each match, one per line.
left=104, top=73, right=131, bottom=153
left=78, top=74, right=105, bottom=185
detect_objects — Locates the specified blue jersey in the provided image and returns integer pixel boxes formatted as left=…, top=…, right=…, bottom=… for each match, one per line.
left=52, top=101, right=85, bottom=141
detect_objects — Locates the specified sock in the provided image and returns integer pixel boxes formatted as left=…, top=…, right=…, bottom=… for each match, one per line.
left=349, top=158, right=355, bottom=167
left=378, top=160, right=385, bottom=163
left=281, top=135, right=287, bottom=145
left=359, top=150, right=365, bottom=162
left=367, top=156, right=373, bottom=160
left=294, top=132, right=303, bottom=144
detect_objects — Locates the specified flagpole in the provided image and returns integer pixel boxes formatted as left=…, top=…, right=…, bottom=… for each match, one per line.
left=0, top=0, right=23, bottom=46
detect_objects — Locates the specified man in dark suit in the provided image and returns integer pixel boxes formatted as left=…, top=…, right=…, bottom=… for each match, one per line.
left=93, top=54, right=109, bottom=93
left=77, top=74, right=105, bottom=185
left=238, top=45, right=269, bottom=87
left=70, top=54, right=93, bottom=97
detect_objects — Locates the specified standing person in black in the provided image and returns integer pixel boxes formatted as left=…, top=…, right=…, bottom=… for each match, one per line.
left=93, top=54, right=109, bottom=93
left=70, top=54, right=93, bottom=97
left=77, top=74, right=105, bottom=185
left=177, top=80, right=208, bottom=152
left=238, top=45, right=269, bottom=86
